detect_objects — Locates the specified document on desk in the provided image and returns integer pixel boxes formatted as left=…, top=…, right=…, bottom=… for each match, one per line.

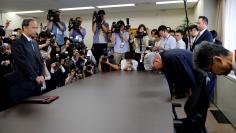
left=21, top=96, right=59, bottom=104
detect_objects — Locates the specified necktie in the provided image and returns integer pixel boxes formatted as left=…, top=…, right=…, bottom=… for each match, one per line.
left=194, top=32, right=200, bottom=43
left=30, top=40, right=35, bottom=52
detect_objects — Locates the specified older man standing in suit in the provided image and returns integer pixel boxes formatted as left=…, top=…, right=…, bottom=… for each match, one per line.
left=191, top=16, right=213, bottom=51
left=11, top=18, right=44, bottom=96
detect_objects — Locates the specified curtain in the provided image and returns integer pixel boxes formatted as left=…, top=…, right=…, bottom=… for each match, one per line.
left=224, top=0, right=236, bottom=51
left=215, top=0, right=224, bottom=42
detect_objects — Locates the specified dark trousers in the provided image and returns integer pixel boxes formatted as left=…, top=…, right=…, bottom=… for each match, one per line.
left=92, top=43, right=107, bottom=65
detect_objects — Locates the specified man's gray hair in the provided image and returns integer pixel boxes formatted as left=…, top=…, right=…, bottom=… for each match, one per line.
left=143, top=52, right=159, bottom=71
left=22, top=18, right=36, bottom=29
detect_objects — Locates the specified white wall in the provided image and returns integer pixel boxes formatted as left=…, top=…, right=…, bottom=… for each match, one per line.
left=216, top=76, right=236, bottom=128
left=36, top=8, right=194, bottom=48
left=1, top=12, right=23, bottom=29
left=0, top=12, right=24, bottom=35
left=193, top=0, right=217, bottom=30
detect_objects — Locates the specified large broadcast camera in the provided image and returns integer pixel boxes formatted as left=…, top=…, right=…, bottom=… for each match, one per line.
left=93, top=11, right=104, bottom=25
left=112, top=18, right=131, bottom=33
left=47, top=9, right=60, bottom=23
left=68, top=18, right=81, bottom=31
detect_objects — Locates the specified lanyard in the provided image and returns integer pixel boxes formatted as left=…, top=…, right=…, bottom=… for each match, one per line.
left=163, top=35, right=171, bottom=48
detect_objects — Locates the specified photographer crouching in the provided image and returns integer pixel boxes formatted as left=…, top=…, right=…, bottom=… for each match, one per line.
left=92, top=10, right=109, bottom=65
left=47, top=9, right=66, bottom=47
left=110, top=20, right=130, bottom=64
left=69, top=17, right=86, bottom=49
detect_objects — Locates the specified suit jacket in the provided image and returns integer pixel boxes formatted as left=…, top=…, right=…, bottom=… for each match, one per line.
left=160, top=49, right=197, bottom=94
left=191, top=29, right=213, bottom=51
left=8, top=35, right=44, bottom=101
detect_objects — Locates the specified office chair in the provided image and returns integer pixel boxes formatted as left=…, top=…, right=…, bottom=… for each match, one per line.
left=173, top=71, right=214, bottom=133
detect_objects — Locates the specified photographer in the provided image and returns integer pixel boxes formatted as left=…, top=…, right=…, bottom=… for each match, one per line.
left=61, top=37, right=73, bottom=58
left=110, top=20, right=129, bottom=64
left=83, top=60, right=95, bottom=77
left=134, top=24, right=150, bottom=62
left=98, top=55, right=119, bottom=72
left=65, top=69, right=78, bottom=85
left=92, top=10, right=109, bottom=64
left=50, top=61, right=66, bottom=88
left=38, top=31, right=50, bottom=51
left=133, top=24, right=150, bottom=70
left=69, top=17, right=86, bottom=49
left=47, top=10, right=66, bottom=47
left=0, top=42, right=13, bottom=76
left=121, top=52, right=138, bottom=71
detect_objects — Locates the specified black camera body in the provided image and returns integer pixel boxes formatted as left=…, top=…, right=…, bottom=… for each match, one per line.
left=102, top=56, right=108, bottom=63
left=44, top=31, right=56, bottom=45
left=135, top=32, right=147, bottom=39
left=93, top=11, right=103, bottom=25
left=112, top=22, right=122, bottom=33
left=68, top=18, right=81, bottom=31
left=112, top=18, right=131, bottom=33
left=47, top=9, right=60, bottom=23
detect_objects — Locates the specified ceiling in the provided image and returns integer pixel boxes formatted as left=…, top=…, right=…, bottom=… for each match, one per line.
left=0, top=0, right=198, bottom=17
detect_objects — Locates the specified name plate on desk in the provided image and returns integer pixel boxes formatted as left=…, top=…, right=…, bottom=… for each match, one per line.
left=21, top=96, right=59, bottom=104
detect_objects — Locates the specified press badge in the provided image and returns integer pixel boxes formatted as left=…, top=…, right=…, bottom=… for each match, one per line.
left=76, top=35, right=83, bottom=42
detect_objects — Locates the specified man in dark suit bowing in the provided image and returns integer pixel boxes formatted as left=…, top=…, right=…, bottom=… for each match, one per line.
left=143, top=49, right=197, bottom=99
left=191, top=16, right=213, bottom=51
left=11, top=18, right=44, bottom=97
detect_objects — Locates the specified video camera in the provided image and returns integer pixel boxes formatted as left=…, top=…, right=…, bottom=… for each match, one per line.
left=47, top=9, right=60, bottom=23
left=111, top=18, right=131, bottom=33
left=68, top=18, right=81, bottom=31
left=111, top=22, right=122, bottom=33
left=93, top=10, right=105, bottom=25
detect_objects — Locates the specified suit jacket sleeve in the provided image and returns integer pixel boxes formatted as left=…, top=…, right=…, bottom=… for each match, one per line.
left=203, top=30, right=213, bottom=42
left=33, top=40, right=45, bottom=76
left=12, top=39, right=38, bottom=81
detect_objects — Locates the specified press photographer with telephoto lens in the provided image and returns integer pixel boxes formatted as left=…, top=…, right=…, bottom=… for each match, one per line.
left=92, top=10, right=109, bottom=65
left=47, top=9, right=66, bottom=47
left=69, top=16, right=86, bottom=49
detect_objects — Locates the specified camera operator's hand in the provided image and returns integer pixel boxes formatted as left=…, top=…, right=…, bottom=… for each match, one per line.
left=101, top=21, right=109, bottom=33
left=2, top=60, right=11, bottom=66
left=99, top=55, right=104, bottom=63
left=46, top=39, right=50, bottom=45
left=5, top=20, right=11, bottom=29
left=49, top=17, right=54, bottom=22
left=36, top=76, right=44, bottom=85
left=92, top=16, right=96, bottom=24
